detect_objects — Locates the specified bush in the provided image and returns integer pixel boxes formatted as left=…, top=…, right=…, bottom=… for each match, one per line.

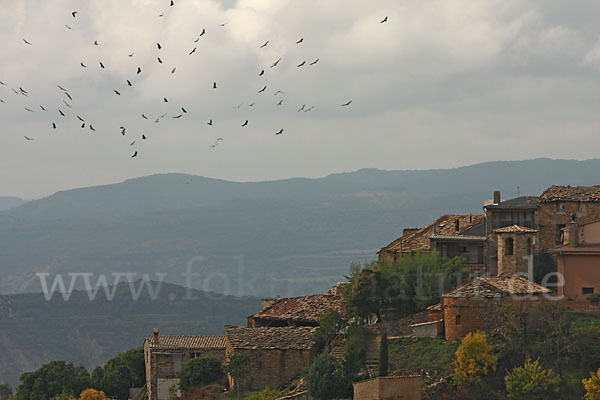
left=587, top=294, right=600, bottom=304
left=504, top=357, right=560, bottom=400
left=583, top=368, right=600, bottom=400
left=343, top=324, right=367, bottom=378
left=244, top=386, right=284, bottom=400
left=453, top=332, right=497, bottom=388
left=303, top=353, right=350, bottom=400
left=177, top=357, right=224, bottom=393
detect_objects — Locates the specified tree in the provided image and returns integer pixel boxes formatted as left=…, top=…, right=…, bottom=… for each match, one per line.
left=303, top=353, right=349, bottom=400
left=378, top=332, right=388, bottom=377
left=77, top=389, right=109, bottom=400
left=91, top=346, right=145, bottom=400
left=583, top=368, right=600, bottom=400
left=177, top=357, right=224, bottom=392
left=453, top=332, right=497, bottom=388
left=347, top=268, right=385, bottom=322
left=504, top=357, right=560, bottom=400
left=16, top=360, right=90, bottom=400
left=0, top=384, right=14, bottom=400
left=533, top=251, right=556, bottom=286
left=314, top=310, right=346, bottom=351
left=343, top=324, right=367, bottom=380
left=224, top=351, right=250, bottom=400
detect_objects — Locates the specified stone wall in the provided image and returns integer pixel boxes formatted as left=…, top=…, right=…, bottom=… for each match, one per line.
left=442, top=297, right=502, bottom=341
left=227, top=346, right=314, bottom=391
left=497, top=232, right=534, bottom=277
left=537, top=202, right=600, bottom=251
left=353, top=376, right=421, bottom=400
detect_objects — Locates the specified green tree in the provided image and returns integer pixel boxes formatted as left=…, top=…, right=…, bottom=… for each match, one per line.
left=505, top=357, right=560, bottom=400
left=583, top=368, right=600, bottom=400
left=303, top=353, right=349, bottom=400
left=378, top=332, right=388, bottom=377
left=177, top=357, right=224, bottom=392
left=343, top=324, right=367, bottom=379
left=453, top=332, right=497, bottom=388
left=533, top=251, right=557, bottom=286
left=91, top=347, right=145, bottom=400
left=225, top=351, right=250, bottom=400
left=314, top=310, right=347, bottom=351
left=0, top=384, right=14, bottom=400
left=347, top=267, right=385, bottom=322
left=16, top=360, right=90, bottom=400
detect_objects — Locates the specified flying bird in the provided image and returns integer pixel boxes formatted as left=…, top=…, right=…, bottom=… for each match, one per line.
left=131, top=151, right=138, bottom=158
left=270, top=58, right=282, bottom=68
left=130, top=140, right=135, bottom=146
left=0, top=81, right=6, bottom=85
left=157, top=57, right=163, bottom=64
left=24, top=107, right=34, bottom=112
left=309, top=59, right=319, bottom=65
left=90, top=125, right=96, bottom=132
left=99, top=62, right=105, bottom=68
left=142, top=134, right=147, bottom=140
left=181, top=107, right=187, bottom=113
left=65, top=24, right=73, bottom=30
left=213, top=82, right=217, bottom=89
left=170, top=0, right=174, bottom=5
left=80, top=62, right=87, bottom=68
left=24, top=136, right=34, bottom=140
left=242, top=120, right=248, bottom=127
left=59, top=109, right=65, bottom=116
left=127, top=80, right=132, bottom=86
left=172, top=114, right=182, bottom=119
left=129, top=52, right=135, bottom=57
left=163, top=97, right=168, bottom=102
left=274, top=90, right=285, bottom=96
left=63, top=100, right=72, bottom=108
left=142, top=114, right=148, bottom=119
left=52, top=122, right=56, bottom=129
left=275, top=129, right=284, bottom=135
left=157, top=42, right=162, bottom=50
left=120, top=126, right=126, bottom=135
left=259, top=69, right=264, bottom=76
left=305, top=106, right=315, bottom=112
left=276, top=99, right=283, bottom=106
left=81, top=122, right=85, bottom=128
left=296, top=38, right=303, bottom=44
left=137, top=67, right=142, bottom=74
left=23, top=38, right=32, bottom=45
left=260, top=41, right=269, bottom=48
left=114, top=90, right=121, bottom=95
left=195, top=29, right=205, bottom=41
left=64, top=92, right=72, bottom=100
left=258, top=85, right=267, bottom=93
left=341, top=100, right=352, bottom=106
left=249, top=102, right=255, bottom=107
left=71, top=11, right=77, bottom=18
left=171, top=68, right=176, bottom=74
left=94, top=40, right=99, bottom=45
left=189, top=47, right=196, bottom=55
left=58, top=85, right=67, bottom=91
left=380, top=16, right=388, bottom=23
left=297, top=104, right=305, bottom=112
left=209, top=138, right=223, bottom=148
left=207, top=119, right=213, bottom=126
left=19, top=87, right=28, bottom=94
left=0, top=98, right=5, bottom=104
left=39, top=105, right=47, bottom=111
left=297, top=61, right=305, bottom=67
left=77, top=115, right=85, bottom=122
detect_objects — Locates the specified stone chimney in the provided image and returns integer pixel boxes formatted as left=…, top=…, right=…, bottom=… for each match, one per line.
left=567, top=222, right=579, bottom=248
left=493, top=191, right=501, bottom=204
left=153, top=328, right=159, bottom=344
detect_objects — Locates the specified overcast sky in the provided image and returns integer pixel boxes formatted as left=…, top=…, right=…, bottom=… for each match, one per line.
left=1, top=0, right=600, bottom=199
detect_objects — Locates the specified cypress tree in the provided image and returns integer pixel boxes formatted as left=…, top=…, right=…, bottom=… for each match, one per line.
left=378, top=332, right=389, bottom=377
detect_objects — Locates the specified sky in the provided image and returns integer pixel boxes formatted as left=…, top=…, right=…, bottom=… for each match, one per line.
left=1, top=0, right=600, bottom=199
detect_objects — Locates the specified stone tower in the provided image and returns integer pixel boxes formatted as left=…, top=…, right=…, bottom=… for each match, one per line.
left=494, top=225, right=538, bottom=277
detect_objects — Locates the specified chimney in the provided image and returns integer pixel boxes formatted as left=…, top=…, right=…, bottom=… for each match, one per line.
left=469, top=214, right=473, bottom=223
left=455, top=219, right=460, bottom=232
left=567, top=215, right=579, bottom=247
left=153, top=328, right=159, bottom=344
left=493, top=191, right=501, bottom=204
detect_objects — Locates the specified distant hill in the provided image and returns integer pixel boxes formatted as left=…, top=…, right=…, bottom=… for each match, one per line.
left=0, top=196, right=26, bottom=211
left=1, top=158, right=599, bottom=297
left=0, top=281, right=259, bottom=387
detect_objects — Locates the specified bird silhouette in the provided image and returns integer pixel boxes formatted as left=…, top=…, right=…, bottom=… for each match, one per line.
left=172, top=114, right=182, bottom=118
left=249, top=102, right=255, bottom=107
left=127, top=80, right=132, bottom=86
left=182, top=107, right=187, bottom=113
left=120, top=127, right=126, bottom=135
left=39, top=105, right=47, bottom=111
left=90, top=125, right=96, bottom=131
left=24, top=107, right=34, bottom=112
left=163, top=97, right=168, bottom=102
left=380, top=16, right=388, bottom=23
left=63, top=100, right=72, bottom=108
left=58, top=85, right=67, bottom=91
left=296, top=38, right=303, bottom=44
left=59, top=110, right=65, bottom=116
left=309, top=59, right=319, bottom=65
left=142, top=134, right=147, bottom=140
left=157, top=42, right=162, bottom=50
left=114, top=90, right=121, bottom=95
left=274, top=90, right=285, bottom=96
left=276, top=99, right=283, bottom=106
left=72, top=11, right=77, bottom=18
left=142, top=114, right=148, bottom=119
left=189, top=47, right=196, bottom=55
left=171, top=68, right=176, bottom=74
left=131, top=151, right=138, bottom=158
left=259, top=70, right=264, bottom=76
left=0, top=81, right=6, bottom=85
left=77, top=115, right=85, bottom=122
left=24, top=136, right=34, bottom=140
left=275, top=129, right=284, bottom=135
left=258, top=85, right=267, bottom=93
left=157, top=57, right=163, bottom=64
left=65, top=92, right=73, bottom=100
left=52, top=122, right=56, bottom=129
left=23, top=38, right=32, bottom=45
left=341, top=100, right=352, bottom=106
left=80, top=62, right=87, bottom=68
left=209, top=138, right=223, bottom=148
left=242, top=120, right=248, bottom=127
left=129, top=53, right=135, bottom=57
left=297, top=104, right=305, bottom=112
left=213, top=82, right=217, bottom=89
left=207, top=119, right=213, bottom=126
left=130, top=140, right=136, bottom=146
left=270, top=58, right=282, bottom=68
left=65, top=24, right=73, bottom=30
left=137, top=67, right=142, bottom=74
left=297, top=61, right=305, bottom=67
left=260, top=41, right=269, bottom=48
left=99, top=62, right=105, bottom=68
left=94, top=40, right=99, bottom=45
left=170, top=0, right=174, bottom=5
left=81, top=122, right=85, bottom=128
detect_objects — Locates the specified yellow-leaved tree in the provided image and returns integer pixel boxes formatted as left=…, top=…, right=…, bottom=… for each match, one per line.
left=77, top=389, right=109, bottom=400
left=453, top=331, right=497, bottom=388
left=583, top=368, right=600, bottom=400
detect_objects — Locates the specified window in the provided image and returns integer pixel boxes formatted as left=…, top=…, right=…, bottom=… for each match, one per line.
left=583, top=288, right=595, bottom=295
left=190, top=353, right=202, bottom=359
left=557, top=202, right=566, bottom=212
left=505, top=237, right=514, bottom=256
left=455, top=315, right=462, bottom=325
left=556, top=224, right=566, bottom=245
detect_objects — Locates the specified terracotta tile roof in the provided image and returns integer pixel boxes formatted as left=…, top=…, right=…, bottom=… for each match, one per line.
left=225, top=326, right=316, bottom=350
left=325, top=282, right=349, bottom=296
left=442, top=277, right=550, bottom=299
left=145, top=335, right=226, bottom=350
left=538, top=185, right=600, bottom=203
left=251, top=293, right=343, bottom=322
left=381, top=214, right=485, bottom=254
left=427, top=303, right=442, bottom=312
left=494, top=225, right=538, bottom=233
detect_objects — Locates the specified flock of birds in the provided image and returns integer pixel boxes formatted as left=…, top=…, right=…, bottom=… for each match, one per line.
left=1, top=2, right=389, bottom=159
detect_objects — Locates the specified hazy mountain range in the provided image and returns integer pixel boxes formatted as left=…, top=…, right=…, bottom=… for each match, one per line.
left=1, top=158, right=599, bottom=298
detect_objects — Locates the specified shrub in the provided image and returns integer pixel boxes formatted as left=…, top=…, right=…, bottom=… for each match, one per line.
left=177, top=357, right=224, bottom=393
left=244, top=386, right=284, bottom=400
left=303, top=353, right=349, bottom=400
left=504, top=357, right=560, bottom=400
left=583, top=368, right=600, bottom=400
left=453, top=332, right=497, bottom=388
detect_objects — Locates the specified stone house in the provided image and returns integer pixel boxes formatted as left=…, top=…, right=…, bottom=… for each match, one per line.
left=378, top=214, right=486, bottom=273
left=353, top=375, right=422, bottom=400
left=494, top=225, right=537, bottom=277
left=550, top=219, right=600, bottom=305
left=224, top=325, right=318, bottom=391
left=144, top=330, right=226, bottom=400
left=440, top=277, right=549, bottom=341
